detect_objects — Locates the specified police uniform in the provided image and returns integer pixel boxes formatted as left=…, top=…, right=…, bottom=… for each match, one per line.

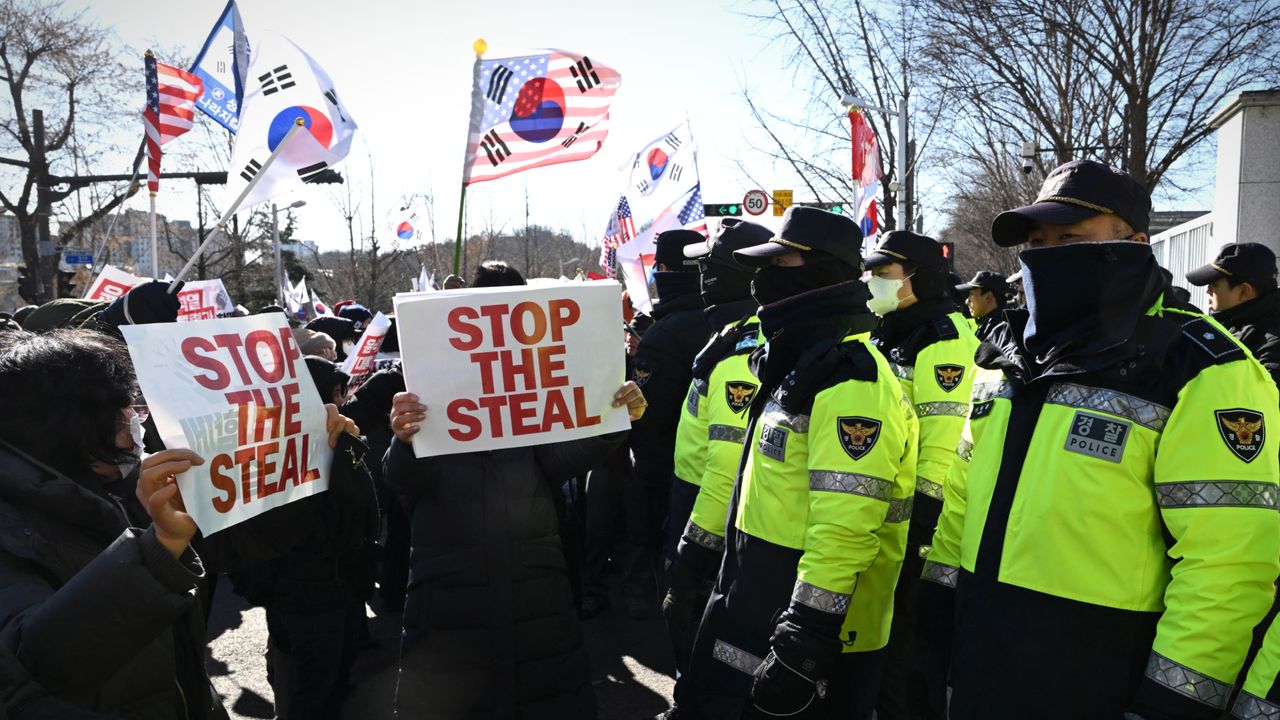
left=675, top=207, right=918, bottom=720
left=921, top=160, right=1280, bottom=720
left=863, top=232, right=979, bottom=720
left=955, top=271, right=1011, bottom=342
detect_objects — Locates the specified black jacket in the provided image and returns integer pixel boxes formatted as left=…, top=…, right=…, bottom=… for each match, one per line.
left=1213, top=290, right=1280, bottom=390
left=383, top=432, right=625, bottom=720
left=0, top=442, right=228, bottom=720
left=628, top=273, right=713, bottom=490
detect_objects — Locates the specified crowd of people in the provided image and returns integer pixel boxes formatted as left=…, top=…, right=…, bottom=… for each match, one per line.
left=0, top=158, right=1278, bottom=720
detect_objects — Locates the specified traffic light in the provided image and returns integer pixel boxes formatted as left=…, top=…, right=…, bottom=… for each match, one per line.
left=17, top=267, right=36, bottom=304
left=940, top=241, right=955, bottom=271
left=702, top=204, right=742, bottom=217
left=797, top=202, right=845, bottom=214
left=56, top=271, right=75, bottom=299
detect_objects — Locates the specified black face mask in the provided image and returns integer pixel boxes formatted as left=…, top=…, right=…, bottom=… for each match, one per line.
left=699, top=256, right=754, bottom=306
left=751, top=262, right=851, bottom=306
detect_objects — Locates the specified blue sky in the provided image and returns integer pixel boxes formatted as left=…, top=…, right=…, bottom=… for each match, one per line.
left=69, top=0, right=1216, bottom=258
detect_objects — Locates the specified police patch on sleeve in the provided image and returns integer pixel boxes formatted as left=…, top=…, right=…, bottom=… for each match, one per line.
left=1064, top=410, right=1130, bottom=463
left=633, top=368, right=652, bottom=387
left=1217, top=408, right=1265, bottom=463
left=934, top=364, right=965, bottom=393
left=725, top=381, right=758, bottom=415
left=837, top=416, right=881, bottom=460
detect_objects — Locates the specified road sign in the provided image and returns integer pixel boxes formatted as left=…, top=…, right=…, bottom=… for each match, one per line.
left=61, top=248, right=93, bottom=266
left=772, top=189, right=793, bottom=217
left=743, top=189, right=769, bottom=216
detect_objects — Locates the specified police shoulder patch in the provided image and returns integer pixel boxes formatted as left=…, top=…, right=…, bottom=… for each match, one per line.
left=1216, top=408, right=1265, bottom=463
left=633, top=368, right=652, bottom=387
left=725, top=381, right=758, bottom=414
left=837, top=416, right=881, bottom=460
left=934, top=364, right=965, bottom=393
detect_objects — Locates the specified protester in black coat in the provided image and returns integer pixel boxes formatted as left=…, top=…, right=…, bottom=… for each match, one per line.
left=0, top=329, right=364, bottom=719
left=383, top=263, right=649, bottom=720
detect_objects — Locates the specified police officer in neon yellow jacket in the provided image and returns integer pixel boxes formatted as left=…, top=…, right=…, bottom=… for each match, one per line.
left=861, top=231, right=978, bottom=720
left=919, top=160, right=1280, bottom=720
left=663, top=220, right=771, bottom=672
left=668, top=207, right=919, bottom=720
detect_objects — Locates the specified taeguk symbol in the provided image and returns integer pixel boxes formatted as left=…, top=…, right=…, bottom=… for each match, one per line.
left=396, top=222, right=415, bottom=240
left=646, top=148, right=669, bottom=181
left=267, top=106, right=334, bottom=151
left=509, top=78, right=565, bottom=144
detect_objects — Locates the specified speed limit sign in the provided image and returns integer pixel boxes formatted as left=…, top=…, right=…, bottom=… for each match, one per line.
left=743, top=189, right=769, bottom=216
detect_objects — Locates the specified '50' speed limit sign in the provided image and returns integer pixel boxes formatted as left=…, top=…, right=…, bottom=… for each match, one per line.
left=743, top=189, right=769, bottom=216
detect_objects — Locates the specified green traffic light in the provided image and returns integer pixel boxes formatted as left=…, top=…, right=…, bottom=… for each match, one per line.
left=729, top=205, right=739, bottom=214
left=831, top=204, right=843, bottom=214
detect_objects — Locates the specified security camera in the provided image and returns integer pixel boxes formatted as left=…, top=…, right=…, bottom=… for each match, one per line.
left=1020, top=141, right=1037, bottom=175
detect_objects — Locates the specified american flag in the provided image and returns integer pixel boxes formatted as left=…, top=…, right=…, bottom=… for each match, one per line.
left=677, top=184, right=708, bottom=236
left=602, top=196, right=636, bottom=248
left=463, top=50, right=621, bottom=185
left=598, top=245, right=618, bottom=278
left=142, top=53, right=203, bottom=192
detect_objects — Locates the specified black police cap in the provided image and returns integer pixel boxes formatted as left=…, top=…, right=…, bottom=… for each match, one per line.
left=683, top=218, right=775, bottom=266
left=956, top=270, right=1009, bottom=296
left=865, top=230, right=944, bottom=270
left=654, top=230, right=704, bottom=271
left=991, top=159, right=1151, bottom=247
left=1186, top=242, right=1279, bottom=288
left=732, top=206, right=863, bottom=271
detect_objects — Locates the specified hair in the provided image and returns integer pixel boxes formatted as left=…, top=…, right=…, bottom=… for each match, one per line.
left=295, top=328, right=337, bottom=358
left=1112, top=217, right=1137, bottom=238
left=0, top=329, right=138, bottom=477
left=1226, top=274, right=1278, bottom=296
left=472, top=260, right=526, bottom=288
left=304, top=356, right=349, bottom=404
left=809, top=249, right=860, bottom=282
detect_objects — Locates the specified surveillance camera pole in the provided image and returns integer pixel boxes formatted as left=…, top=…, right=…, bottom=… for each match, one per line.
left=841, top=94, right=908, bottom=231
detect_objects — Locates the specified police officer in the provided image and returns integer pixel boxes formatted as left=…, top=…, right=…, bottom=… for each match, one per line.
left=955, top=271, right=1010, bottom=340
left=671, top=207, right=919, bottom=720
left=862, top=231, right=979, bottom=720
left=1185, top=242, right=1280, bottom=387
left=662, top=219, right=771, bottom=674
left=920, top=160, right=1280, bottom=719
left=629, top=230, right=717, bottom=607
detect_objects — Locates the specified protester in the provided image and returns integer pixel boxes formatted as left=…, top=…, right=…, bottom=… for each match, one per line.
left=307, top=315, right=360, bottom=362
left=294, top=328, right=339, bottom=362
left=383, top=262, right=649, bottom=720
left=337, top=303, right=374, bottom=334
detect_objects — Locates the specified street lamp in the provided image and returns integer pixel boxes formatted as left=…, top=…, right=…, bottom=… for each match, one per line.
left=559, top=256, right=580, bottom=279
left=272, top=200, right=306, bottom=306
left=841, top=93, right=909, bottom=231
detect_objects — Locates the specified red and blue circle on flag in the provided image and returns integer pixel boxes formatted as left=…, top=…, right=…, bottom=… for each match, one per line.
left=510, top=78, right=565, bottom=143
left=268, top=106, right=334, bottom=151
left=396, top=221, right=416, bottom=241
left=646, top=148, right=669, bottom=181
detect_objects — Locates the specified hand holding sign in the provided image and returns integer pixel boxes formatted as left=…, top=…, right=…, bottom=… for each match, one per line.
left=137, top=449, right=204, bottom=558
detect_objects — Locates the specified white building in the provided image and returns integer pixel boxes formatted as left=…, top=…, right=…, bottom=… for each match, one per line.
left=0, top=215, right=22, bottom=265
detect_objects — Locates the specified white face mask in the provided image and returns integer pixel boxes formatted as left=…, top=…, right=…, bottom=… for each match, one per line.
left=342, top=340, right=356, bottom=356
left=128, top=414, right=146, bottom=452
left=865, top=276, right=906, bottom=316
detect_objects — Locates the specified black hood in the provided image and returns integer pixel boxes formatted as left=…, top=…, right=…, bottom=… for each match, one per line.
left=651, top=271, right=704, bottom=320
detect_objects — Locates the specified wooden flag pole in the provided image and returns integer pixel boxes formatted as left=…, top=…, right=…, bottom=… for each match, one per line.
left=168, top=118, right=306, bottom=291
left=453, top=38, right=487, bottom=277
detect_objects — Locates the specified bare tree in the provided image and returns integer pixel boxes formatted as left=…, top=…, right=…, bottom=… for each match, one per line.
left=0, top=0, right=137, bottom=300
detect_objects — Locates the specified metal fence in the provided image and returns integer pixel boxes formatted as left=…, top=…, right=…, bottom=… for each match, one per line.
left=1151, top=214, right=1214, bottom=311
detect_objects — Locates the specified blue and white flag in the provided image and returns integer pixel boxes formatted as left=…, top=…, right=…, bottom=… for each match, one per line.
left=190, top=0, right=250, bottom=133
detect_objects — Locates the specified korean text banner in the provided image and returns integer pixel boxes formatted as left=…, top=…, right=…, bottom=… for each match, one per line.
left=393, top=281, right=629, bottom=457
left=121, top=315, right=333, bottom=534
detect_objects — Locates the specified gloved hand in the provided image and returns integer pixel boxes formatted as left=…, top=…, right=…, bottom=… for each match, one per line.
left=661, top=536, right=720, bottom=672
left=101, top=279, right=183, bottom=327
left=749, top=610, right=842, bottom=717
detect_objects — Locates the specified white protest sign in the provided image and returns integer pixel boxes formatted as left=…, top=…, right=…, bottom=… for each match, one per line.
left=393, top=280, right=630, bottom=457
left=84, top=265, right=146, bottom=302
left=121, top=315, right=334, bottom=535
left=176, top=279, right=236, bottom=321
left=340, top=311, right=392, bottom=394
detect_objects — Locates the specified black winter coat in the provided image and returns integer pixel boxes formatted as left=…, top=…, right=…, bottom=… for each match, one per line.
left=1214, top=290, right=1280, bottom=390
left=628, top=272, right=712, bottom=492
left=383, top=432, right=625, bottom=720
left=0, top=441, right=227, bottom=720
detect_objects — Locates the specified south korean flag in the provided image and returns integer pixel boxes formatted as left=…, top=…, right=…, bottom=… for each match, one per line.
left=225, top=34, right=357, bottom=211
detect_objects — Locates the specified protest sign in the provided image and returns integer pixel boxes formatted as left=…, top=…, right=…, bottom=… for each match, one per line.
left=393, top=280, right=630, bottom=457
left=121, top=315, right=334, bottom=535
left=340, top=311, right=392, bottom=395
left=84, top=265, right=146, bottom=302
left=177, top=279, right=236, bottom=320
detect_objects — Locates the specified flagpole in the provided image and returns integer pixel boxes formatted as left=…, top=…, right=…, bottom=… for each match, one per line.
left=168, top=118, right=306, bottom=291
left=149, top=192, right=159, bottom=279
left=453, top=38, right=487, bottom=277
